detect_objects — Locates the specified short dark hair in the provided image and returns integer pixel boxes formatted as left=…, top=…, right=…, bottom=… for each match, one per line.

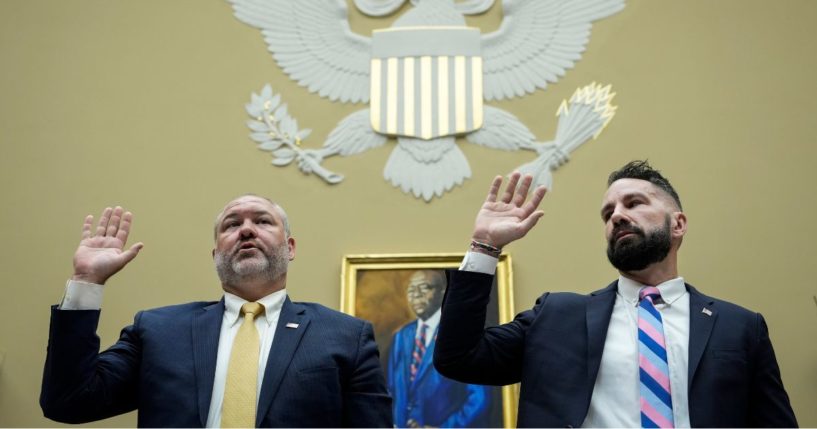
left=607, top=160, right=682, bottom=210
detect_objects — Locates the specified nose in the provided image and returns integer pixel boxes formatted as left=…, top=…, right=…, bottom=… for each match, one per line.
left=609, top=205, right=628, bottom=226
left=238, top=219, right=257, bottom=238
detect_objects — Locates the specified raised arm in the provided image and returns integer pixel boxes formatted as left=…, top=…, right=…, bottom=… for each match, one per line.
left=434, top=173, right=548, bottom=385
left=471, top=173, right=547, bottom=252
left=72, top=206, right=143, bottom=285
left=41, top=206, right=145, bottom=423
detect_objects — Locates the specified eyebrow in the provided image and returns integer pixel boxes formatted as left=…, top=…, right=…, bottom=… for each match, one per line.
left=220, top=210, right=274, bottom=224
left=408, top=282, right=432, bottom=288
left=600, top=191, right=650, bottom=218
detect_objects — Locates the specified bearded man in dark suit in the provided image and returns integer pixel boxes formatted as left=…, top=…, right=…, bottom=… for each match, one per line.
left=434, top=161, right=797, bottom=428
left=41, top=195, right=392, bottom=427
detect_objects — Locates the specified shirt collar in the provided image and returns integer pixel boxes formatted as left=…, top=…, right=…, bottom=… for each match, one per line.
left=223, top=288, right=287, bottom=327
left=617, top=275, right=686, bottom=307
left=418, top=307, right=442, bottom=334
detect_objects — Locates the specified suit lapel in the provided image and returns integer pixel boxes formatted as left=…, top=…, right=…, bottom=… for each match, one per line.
left=403, top=321, right=418, bottom=386
left=192, top=299, right=225, bottom=427
left=586, top=281, right=617, bottom=389
left=256, top=297, right=309, bottom=426
left=687, top=285, right=716, bottom=388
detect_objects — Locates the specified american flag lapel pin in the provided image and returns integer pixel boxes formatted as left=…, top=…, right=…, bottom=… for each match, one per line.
left=701, top=307, right=712, bottom=316
left=286, top=322, right=299, bottom=329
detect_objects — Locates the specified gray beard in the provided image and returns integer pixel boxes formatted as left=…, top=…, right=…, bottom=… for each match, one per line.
left=214, top=244, right=289, bottom=287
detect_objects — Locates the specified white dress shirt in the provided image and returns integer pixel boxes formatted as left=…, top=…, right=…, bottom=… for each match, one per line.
left=582, top=275, right=690, bottom=428
left=59, top=280, right=287, bottom=428
left=205, top=289, right=285, bottom=427
left=416, top=307, right=441, bottom=347
left=459, top=252, right=691, bottom=427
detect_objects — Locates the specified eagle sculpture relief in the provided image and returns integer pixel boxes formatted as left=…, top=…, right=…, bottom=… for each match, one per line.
left=230, top=0, right=623, bottom=200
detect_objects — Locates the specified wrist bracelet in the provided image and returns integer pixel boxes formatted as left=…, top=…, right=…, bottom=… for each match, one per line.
left=470, top=239, right=502, bottom=257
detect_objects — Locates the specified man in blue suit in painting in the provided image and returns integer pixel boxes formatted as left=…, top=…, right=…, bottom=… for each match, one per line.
left=388, top=270, right=490, bottom=428
left=40, top=195, right=392, bottom=427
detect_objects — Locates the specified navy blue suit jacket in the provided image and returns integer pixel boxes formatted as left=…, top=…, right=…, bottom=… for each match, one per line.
left=388, top=321, right=490, bottom=427
left=41, top=296, right=392, bottom=427
left=434, top=270, right=797, bottom=428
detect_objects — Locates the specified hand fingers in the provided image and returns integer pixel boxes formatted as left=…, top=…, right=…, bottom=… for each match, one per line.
left=95, top=207, right=113, bottom=237
left=115, top=211, right=134, bottom=243
left=518, top=210, right=545, bottom=234
left=120, top=242, right=144, bottom=265
left=512, top=175, right=534, bottom=206
left=106, top=206, right=124, bottom=237
left=81, top=215, right=94, bottom=240
left=500, top=172, right=521, bottom=204
left=522, top=185, right=548, bottom=213
left=485, top=175, right=503, bottom=203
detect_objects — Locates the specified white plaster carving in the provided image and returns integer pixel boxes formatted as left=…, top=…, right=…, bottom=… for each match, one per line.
left=231, top=0, right=624, bottom=200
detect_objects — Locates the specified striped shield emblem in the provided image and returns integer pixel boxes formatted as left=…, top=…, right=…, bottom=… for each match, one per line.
left=370, top=27, right=483, bottom=140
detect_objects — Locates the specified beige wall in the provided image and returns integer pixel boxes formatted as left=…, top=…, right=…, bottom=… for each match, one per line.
left=1, top=0, right=815, bottom=426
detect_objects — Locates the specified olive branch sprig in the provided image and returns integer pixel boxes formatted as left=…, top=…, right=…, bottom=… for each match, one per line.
left=244, top=84, right=342, bottom=183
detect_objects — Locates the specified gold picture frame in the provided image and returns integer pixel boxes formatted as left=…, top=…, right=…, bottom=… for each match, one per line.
left=340, top=253, right=519, bottom=428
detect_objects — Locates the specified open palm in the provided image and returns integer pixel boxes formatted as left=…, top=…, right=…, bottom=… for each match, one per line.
left=72, top=206, right=143, bottom=285
left=472, top=173, right=547, bottom=249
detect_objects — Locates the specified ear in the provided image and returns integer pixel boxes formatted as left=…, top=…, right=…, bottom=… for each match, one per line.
left=672, top=211, right=687, bottom=239
left=211, top=248, right=215, bottom=259
left=287, top=236, right=296, bottom=261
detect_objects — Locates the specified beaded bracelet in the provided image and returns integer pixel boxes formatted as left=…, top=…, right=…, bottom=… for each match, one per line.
left=470, top=239, right=502, bottom=257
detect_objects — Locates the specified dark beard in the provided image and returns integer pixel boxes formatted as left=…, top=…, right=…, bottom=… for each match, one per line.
left=606, top=215, right=672, bottom=272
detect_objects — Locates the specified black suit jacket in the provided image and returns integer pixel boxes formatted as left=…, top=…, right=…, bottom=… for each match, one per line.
left=41, top=296, right=392, bottom=427
left=434, top=270, right=797, bottom=427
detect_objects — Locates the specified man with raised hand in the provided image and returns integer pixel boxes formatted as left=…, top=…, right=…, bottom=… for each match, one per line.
left=41, top=195, right=392, bottom=427
left=434, top=161, right=797, bottom=427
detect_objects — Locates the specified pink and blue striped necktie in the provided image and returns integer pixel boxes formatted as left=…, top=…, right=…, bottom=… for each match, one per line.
left=638, top=286, right=675, bottom=428
left=410, top=323, right=428, bottom=383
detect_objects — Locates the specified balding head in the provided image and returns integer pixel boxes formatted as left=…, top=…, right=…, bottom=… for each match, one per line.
left=214, top=194, right=290, bottom=241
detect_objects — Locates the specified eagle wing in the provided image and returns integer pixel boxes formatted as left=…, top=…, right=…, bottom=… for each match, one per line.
left=481, top=0, right=625, bottom=101
left=229, top=0, right=372, bottom=103
left=323, top=109, right=386, bottom=156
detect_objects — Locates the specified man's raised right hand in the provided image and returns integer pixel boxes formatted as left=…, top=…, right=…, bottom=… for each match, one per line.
left=471, top=172, right=547, bottom=250
left=71, top=206, right=143, bottom=285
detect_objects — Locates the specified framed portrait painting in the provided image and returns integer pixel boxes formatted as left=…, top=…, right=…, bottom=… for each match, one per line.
left=341, top=253, right=519, bottom=428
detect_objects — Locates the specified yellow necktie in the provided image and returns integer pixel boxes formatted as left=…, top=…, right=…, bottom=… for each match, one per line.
left=222, top=302, right=265, bottom=428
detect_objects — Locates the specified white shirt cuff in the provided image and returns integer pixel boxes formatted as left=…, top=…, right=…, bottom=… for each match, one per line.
left=459, top=251, right=498, bottom=274
left=60, top=280, right=104, bottom=310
